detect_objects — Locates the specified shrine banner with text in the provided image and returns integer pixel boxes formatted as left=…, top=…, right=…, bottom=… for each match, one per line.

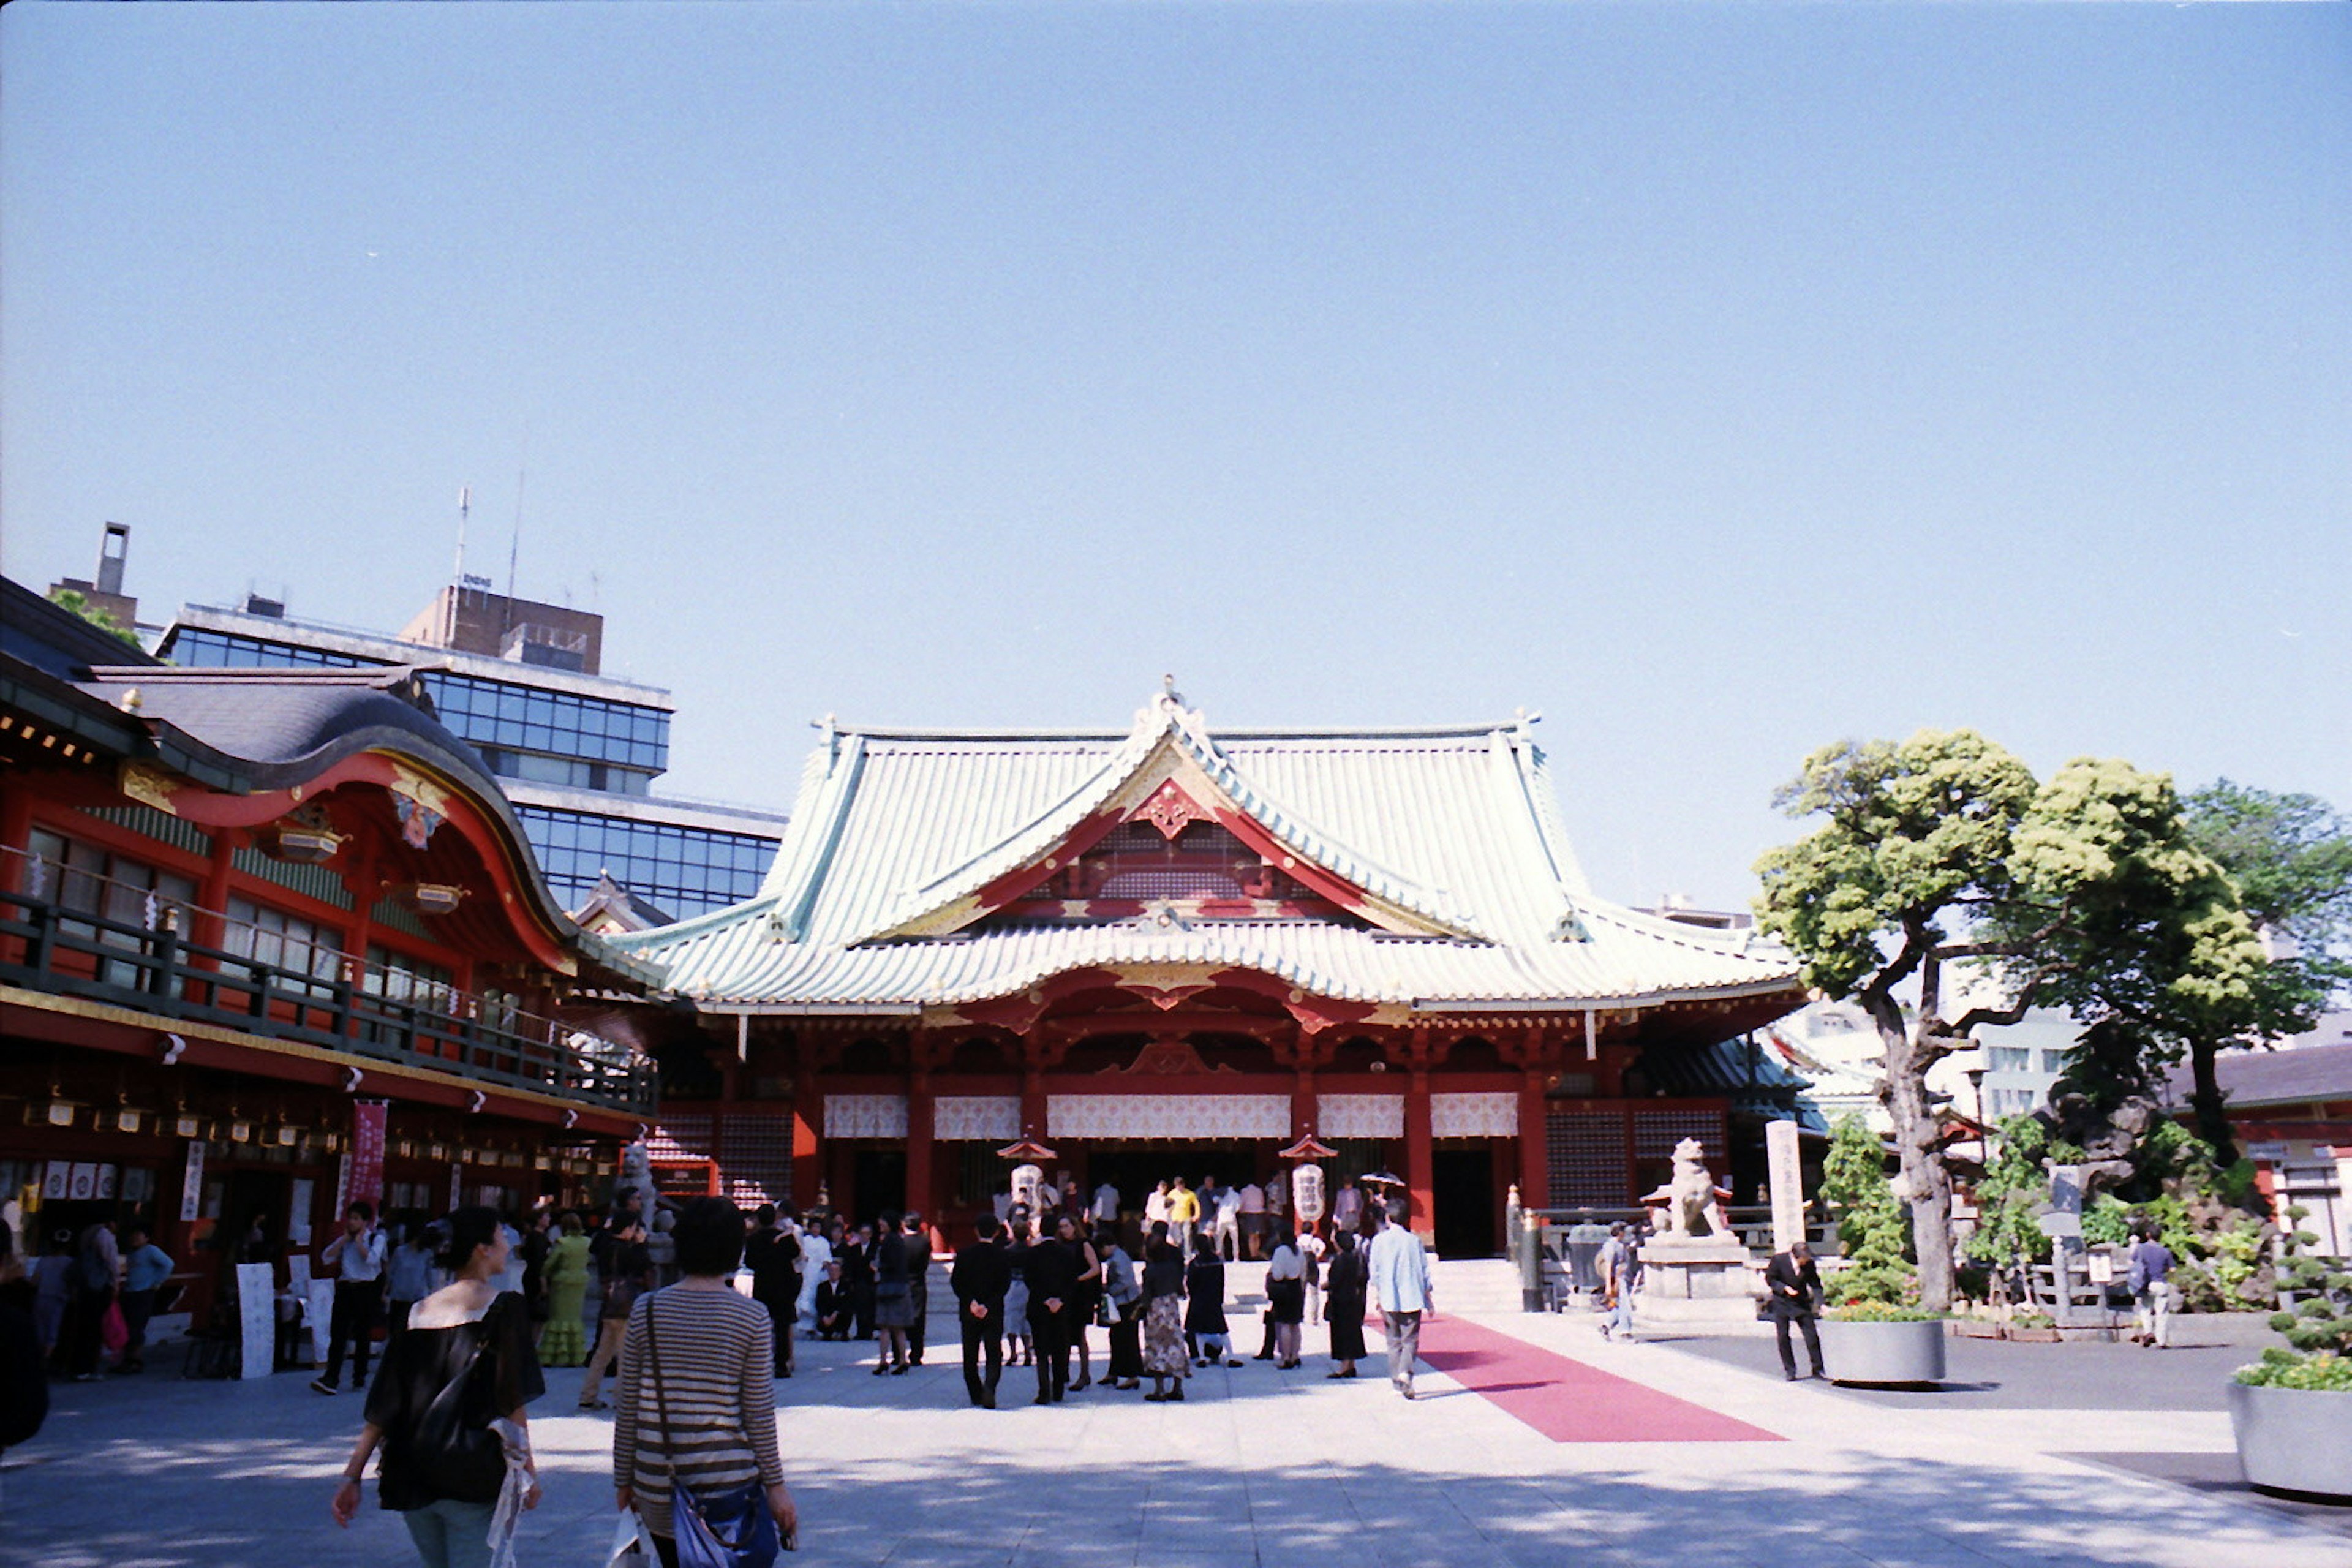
left=349, top=1102, right=389, bottom=1211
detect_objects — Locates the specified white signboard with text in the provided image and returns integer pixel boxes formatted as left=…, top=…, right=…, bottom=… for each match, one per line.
left=235, top=1262, right=275, bottom=1382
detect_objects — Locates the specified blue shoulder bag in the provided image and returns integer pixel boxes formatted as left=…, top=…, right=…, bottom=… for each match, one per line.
left=646, top=1295, right=785, bottom=1568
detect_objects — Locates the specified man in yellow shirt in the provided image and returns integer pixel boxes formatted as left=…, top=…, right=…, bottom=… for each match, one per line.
left=1167, top=1178, right=1202, bottom=1260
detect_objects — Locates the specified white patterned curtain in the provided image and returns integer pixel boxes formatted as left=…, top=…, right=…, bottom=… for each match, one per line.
left=1049, top=1094, right=1290, bottom=1140
left=1317, top=1093, right=1404, bottom=1139
left=824, top=1093, right=908, bottom=1139
left=934, top=1096, right=1021, bottom=1141
left=1431, top=1091, right=1520, bottom=1138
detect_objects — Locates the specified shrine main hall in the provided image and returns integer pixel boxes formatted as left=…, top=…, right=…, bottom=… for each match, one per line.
left=611, top=692, right=1811, bottom=1255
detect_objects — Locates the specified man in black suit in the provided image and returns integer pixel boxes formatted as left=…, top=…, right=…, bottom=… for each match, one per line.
left=1765, top=1240, right=1826, bottom=1381
left=951, top=1215, right=1014, bottom=1408
left=744, top=1205, right=802, bottom=1378
left=1022, top=1221, right=1081, bottom=1404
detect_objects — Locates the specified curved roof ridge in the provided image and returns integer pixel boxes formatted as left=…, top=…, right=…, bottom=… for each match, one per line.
left=602, top=891, right=782, bottom=953
left=1180, top=726, right=1482, bottom=938
left=819, top=715, right=1534, bottom=745
left=859, top=692, right=1485, bottom=944
left=1576, top=898, right=1773, bottom=961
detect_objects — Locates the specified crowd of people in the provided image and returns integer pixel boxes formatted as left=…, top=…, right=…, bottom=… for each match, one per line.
left=943, top=1174, right=1435, bottom=1408
left=0, top=1213, right=176, bottom=1392
left=0, top=1169, right=1442, bottom=1567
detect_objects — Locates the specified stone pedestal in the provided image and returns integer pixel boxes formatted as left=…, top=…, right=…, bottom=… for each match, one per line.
left=1636, top=1235, right=1761, bottom=1327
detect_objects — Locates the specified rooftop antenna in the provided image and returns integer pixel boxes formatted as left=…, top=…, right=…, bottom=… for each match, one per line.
left=505, top=435, right=529, bottom=643
left=453, top=486, right=472, bottom=589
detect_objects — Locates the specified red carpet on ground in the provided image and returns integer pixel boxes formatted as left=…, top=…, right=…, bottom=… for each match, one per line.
left=1400, top=1314, right=1784, bottom=1444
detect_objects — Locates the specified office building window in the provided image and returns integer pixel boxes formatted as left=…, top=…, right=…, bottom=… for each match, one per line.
left=163, top=628, right=671, bottom=775
left=416, top=672, right=668, bottom=774
left=514, top=805, right=777, bottom=922
left=164, top=628, right=376, bottom=670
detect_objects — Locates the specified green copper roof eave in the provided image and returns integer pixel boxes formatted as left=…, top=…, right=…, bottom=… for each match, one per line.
left=854, top=697, right=1484, bottom=944
left=624, top=910, right=1800, bottom=1014
left=611, top=694, right=1803, bottom=1016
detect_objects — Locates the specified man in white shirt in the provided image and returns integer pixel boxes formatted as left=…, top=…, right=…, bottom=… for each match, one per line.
left=1236, top=1182, right=1266, bottom=1260
left=1210, top=1180, right=1243, bottom=1262
left=312, top=1201, right=388, bottom=1395
left=1091, top=1181, right=1120, bottom=1228
left=1365, top=1201, right=1433, bottom=1400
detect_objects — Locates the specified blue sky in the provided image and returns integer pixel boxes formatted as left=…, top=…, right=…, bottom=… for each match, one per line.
left=4, top=3, right=2345, bottom=909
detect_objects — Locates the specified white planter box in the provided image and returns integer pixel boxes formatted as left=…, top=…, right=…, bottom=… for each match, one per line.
left=1818, top=1317, right=1947, bottom=1385
left=2230, top=1381, right=2352, bottom=1498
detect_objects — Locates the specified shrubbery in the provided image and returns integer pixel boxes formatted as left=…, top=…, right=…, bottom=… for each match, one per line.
left=1820, top=1114, right=1921, bottom=1309
left=1825, top=1300, right=1943, bottom=1323
left=2236, top=1349, right=2352, bottom=1392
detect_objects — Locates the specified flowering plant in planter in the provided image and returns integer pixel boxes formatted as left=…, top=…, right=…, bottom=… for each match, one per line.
left=1825, top=1300, right=1943, bottom=1323
left=2236, top=1349, right=2352, bottom=1392
left=2234, top=1205, right=2352, bottom=1387
left=2226, top=1205, right=2352, bottom=1498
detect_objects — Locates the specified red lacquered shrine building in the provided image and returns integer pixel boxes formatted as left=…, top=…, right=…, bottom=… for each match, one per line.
left=616, top=693, right=1808, bottom=1255
left=1, top=579, right=659, bottom=1328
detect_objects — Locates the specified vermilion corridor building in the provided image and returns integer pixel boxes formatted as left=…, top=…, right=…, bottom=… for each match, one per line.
left=615, top=692, right=1811, bottom=1254
left=1, top=579, right=658, bottom=1327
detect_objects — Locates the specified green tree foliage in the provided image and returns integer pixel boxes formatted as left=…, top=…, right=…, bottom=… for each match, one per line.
left=1964, top=1114, right=2070, bottom=1270
left=1756, top=730, right=2266, bottom=1311
left=1818, top=1115, right=1914, bottom=1305
left=2269, top=1205, right=2352, bottom=1357
left=45, top=587, right=141, bottom=647
left=2167, top=782, right=2352, bottom=1163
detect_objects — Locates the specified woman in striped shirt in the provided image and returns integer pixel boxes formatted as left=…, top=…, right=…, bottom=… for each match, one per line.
left=614, top=1197, right=796, bottom=1566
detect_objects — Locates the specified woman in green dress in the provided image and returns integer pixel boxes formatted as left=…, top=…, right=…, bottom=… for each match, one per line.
left=537, top=1213, right=591, bottom=1366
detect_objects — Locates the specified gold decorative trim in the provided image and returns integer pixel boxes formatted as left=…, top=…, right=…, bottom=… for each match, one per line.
left=118, top=763, right=181, bottom=816
left=385, top=759, right=454, bottom=818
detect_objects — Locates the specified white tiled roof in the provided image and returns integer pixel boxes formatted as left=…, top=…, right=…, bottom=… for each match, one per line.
left=609, top=694, right=1799, bottom=1014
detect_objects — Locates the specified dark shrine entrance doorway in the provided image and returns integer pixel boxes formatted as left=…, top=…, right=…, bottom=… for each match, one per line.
left=851, top=1148, right=905, bottom=1222
left=1433, top=1147, right=1497, bottom=1258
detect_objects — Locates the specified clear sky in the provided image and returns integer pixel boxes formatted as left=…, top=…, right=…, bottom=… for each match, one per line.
left=4, top=3, right=2345, bottom=911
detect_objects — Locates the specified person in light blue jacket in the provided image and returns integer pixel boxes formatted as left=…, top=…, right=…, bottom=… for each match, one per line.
left=116, top=1222, right=174, bottom=1374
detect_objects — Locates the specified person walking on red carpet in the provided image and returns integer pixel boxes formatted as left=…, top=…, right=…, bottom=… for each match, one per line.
left=1366, top=1200, right=1432, bottom=1400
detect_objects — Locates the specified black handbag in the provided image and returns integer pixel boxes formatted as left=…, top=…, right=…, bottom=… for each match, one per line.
left=411, top=1298, right=508, bottom=1504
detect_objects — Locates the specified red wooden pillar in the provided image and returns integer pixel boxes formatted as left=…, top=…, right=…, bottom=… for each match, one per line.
left=194, top=829, right=237, bottom=955
left=790, top=1041, right=823, bottom=1210
left=1518, top=1067, right=1550, bottom=1211
left=1404, top=1068, right=1434, bottom=1240
left=1292, top=1065, right=1317, bottom=1145
left=0, top=786, right=32, bottom=856
left=905, top=1068, right=935, bottom=1243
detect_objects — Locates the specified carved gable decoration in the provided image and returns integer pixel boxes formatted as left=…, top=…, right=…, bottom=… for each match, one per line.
left=1134, top=778, right=1209, bottom=841
left=1102, top=1036, right=1231, bottom=1076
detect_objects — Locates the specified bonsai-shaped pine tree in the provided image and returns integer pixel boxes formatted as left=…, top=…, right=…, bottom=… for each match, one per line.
left=2271, top=1205, right=2352, bottom=1355
left=1820, top=1114, right=1917, bottom=1306
left=2242, top=1204, right=2352, bottom=1390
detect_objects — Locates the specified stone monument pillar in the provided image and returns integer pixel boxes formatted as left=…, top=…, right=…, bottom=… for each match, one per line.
left=1767, top=1120, right=1805, bottom=1253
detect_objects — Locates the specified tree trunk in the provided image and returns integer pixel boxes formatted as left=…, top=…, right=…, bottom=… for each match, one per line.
left=2188, top=1039, right=2241, bottom=1169
left=1883, top=1025, right=1956, bottom=1312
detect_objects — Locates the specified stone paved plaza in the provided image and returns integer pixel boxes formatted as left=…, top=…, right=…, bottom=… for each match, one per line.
left=5, top=1284, right=2348, bottom=1568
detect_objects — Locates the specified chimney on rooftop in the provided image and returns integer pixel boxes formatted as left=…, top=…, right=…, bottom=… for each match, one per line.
left=47, top=521, right=141, bottom=633
left=96, top=522, right=129, bottom=598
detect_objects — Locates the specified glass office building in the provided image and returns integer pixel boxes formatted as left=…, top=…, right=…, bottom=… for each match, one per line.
left=160, top=601, right=782, bottom=921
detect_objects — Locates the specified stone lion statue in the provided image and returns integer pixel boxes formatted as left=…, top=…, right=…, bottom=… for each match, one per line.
left=616, top=1139, right=655, bottom=1215
left=1639, top=1137, right=1733, bottom=1240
